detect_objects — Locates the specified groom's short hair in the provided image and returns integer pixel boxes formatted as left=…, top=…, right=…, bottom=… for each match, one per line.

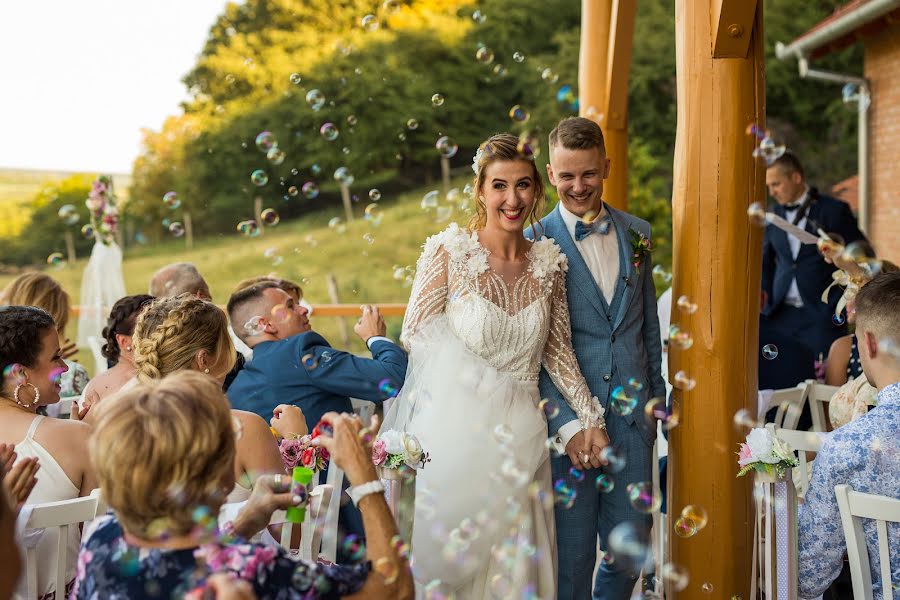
left=549, top=117, right=606, bottom=155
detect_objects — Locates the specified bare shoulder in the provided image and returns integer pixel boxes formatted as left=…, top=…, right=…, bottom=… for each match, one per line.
left=828, top=335, right=852, bottom=358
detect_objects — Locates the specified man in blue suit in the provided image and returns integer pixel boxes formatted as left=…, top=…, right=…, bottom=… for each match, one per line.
left=225, top=281, right=408, bottom=431
left=528, top=117, right=666, bottom=599
left=761, top=152, right=867, bottom=361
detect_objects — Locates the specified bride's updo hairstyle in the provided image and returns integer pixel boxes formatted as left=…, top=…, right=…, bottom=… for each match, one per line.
left=469, top=132, right=546, bottom=231
left=132, top=294, right=234, bottom=383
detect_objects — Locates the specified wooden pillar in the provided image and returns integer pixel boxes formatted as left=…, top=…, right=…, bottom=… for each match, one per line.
left=578, top=0, right=635, bottom=211
left=668, top=0, right=763, bottom=597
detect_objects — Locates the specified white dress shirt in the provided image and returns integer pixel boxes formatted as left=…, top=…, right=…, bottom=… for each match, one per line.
left=783, top=186, right=810, bottom=308
left=555, top=202, right=621, bottom=450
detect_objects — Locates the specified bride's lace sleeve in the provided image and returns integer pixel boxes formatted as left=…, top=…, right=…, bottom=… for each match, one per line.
left=542, top=269, right=606, bottom=430
left=400, top=240, right=449, bottom=351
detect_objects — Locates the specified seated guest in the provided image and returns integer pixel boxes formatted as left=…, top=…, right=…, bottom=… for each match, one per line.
left=81, top=294, right=154, bottom=410
left=148, top=262, right=212, bottom=299
left=73, top=371, right=413, bottom=599
left=0, top=273, right=89, bottom=401
left=126, top=295, right=304, bottom=503
left=0, top=306, right=97, bottom=600
left=226, top=282, right=408, bottom=430
left=798, top=271, right=900, bottom=598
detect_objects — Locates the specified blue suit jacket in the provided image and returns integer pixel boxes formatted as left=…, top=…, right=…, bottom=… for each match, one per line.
left=527, top=205, right=665, bottom=445
left=762, top=189, right=867, bottom=318
left=226, top=332, right=408, bottom=430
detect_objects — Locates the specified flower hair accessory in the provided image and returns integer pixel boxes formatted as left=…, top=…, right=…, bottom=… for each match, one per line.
left=736, top=427, right=799, bottom=479
left=471, top=144, right=486, bottom=175
left=372, top=429, right=430, bottom=471
left=85, top=175, right=119, bottom=245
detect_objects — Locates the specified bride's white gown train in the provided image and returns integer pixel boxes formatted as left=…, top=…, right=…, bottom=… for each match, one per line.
left=383, top=224, right=606, bottom=600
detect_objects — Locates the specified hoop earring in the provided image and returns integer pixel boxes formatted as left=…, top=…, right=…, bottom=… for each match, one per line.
left=13, top=383, right=40, bottom=408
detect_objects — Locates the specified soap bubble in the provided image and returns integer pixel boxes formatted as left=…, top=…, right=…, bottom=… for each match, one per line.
left=306, top=89, right=326, bottom=111
left=541, top=68, right=559, bottom=84
left=302, top=182, right=319, bottom=199
left=556, top=84, right=577, bottom=107
left=673, top=516, right=698, bottom=538
left=289, top=73, right=302, bottom=85
left=475, top=47, right=494, bottom=64
left=841, top=83, right=871, bottom=113
left=516, top=130, right=541, bottom=158
left=493, top=424, right=513, bottom=445
left=237, top=220, right=260, bottom=238
left=668, top=324, right=694, bottom=350
left=406, top=118, right=419, bottom=130
left=644, top=398, right=680, bottom=431
left=80, top=224, right=95, bottom=239
left=676, top=295, right=698, bottom=314
left=652, top=264, right=673, bottom=283
left=842, top=240, right=882, bottom=277
left=472, top=9, right=486, bottom=23
left=431, top=93, right=445, bottom=107
left=600, top=446, right=626, bottom=473
left=538, top=398, right=559, bottom=419
left=626, top=481, right=661, bottom=513
left=611, top=386, right=638, bottom=416
left=508, top=105, right=530, bottom=123
left=310, top=164, right=322, bottom=176
left=513, top=51, right=525, bottom=63
left=288, top=185, right=299, bottom=197
left=162, top=191, right=181, bottom=210
left=660, top=563, right=689, bottom=591
left=320, top=123, right=339, bottom=141
left=333, top=167, right=355, bottom=186
left=607, top=521, right=652, bottom=572
left=369, top=189, right=381, bottom=201
left=745, top=123, right=765, bottom=140
left=361, top=14, right=379, bottom=31
left=341, top=534, right=366, bottom=562
left=302, top=354, right=318, bottom=370
left=46, top=252, right=65, bottom=268
left=382, top=0, right=401, bottom=15
left=747, top=202, right=767, bottom=226
left=595, top=473, right=614, bottom=493
left=364, top=203, right=383, bottom=225
left=255, top=131, right=276, bottom=151
left=267, top=146, right=286, bottom=165
left=752, top=132, right=786, bottom=166
left=733, top=408, right=757, bottom=429
left=673, top=371, right=696, bottom=391
left=57, top=204, right=79, bottom=225
left=250, top=170, right=269, bottom=186
left=168, top=222, right=185, bottom=237
left=701, top=583, right=714, bottom=594
left=435, top=206, right=453, bottom=222
left=421, top=190, right=440, bottom=209
left=435, top=136, right=459, bottom=158
left=762, top=344, right=779, bottom=360
left=260, top=208, right=280, bottom=226
left=681, top=504, right=709, bottom=530
left=833, top=313, right=846, bottom=326
left=328, top=217, right=346, bottom=234
left=363, top=233, right=375, bottom=245
left=553, top=479, right=576, bottom=509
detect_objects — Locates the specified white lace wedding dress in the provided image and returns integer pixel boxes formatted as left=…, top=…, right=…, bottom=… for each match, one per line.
left=383, top=224, right=605, bottom=599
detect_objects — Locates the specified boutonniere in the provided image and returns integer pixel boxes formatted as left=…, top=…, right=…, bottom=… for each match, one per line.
left=628, top=228, right=653, bottom=275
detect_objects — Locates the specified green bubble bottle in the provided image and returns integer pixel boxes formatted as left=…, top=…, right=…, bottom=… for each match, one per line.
left=285, top=466, right=314, bottom=523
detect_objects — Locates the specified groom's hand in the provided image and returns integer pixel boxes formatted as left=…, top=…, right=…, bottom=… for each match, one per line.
left=585, top=427, right=611, bottom=467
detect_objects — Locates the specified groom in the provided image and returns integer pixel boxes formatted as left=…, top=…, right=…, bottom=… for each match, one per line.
left=528, top=117, right=666, bottom=599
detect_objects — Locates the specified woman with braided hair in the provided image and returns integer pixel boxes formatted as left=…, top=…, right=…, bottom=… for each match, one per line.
left=0, top=305, right=97, bottom=599
left=81, top=294, right=153, bottom=413
left=124, top=294, right=306, bottom=507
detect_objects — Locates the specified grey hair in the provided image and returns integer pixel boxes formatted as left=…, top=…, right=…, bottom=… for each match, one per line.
left=149, top=263, right=208, bottom=298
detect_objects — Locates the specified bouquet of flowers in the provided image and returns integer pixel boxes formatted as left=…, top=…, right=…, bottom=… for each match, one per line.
left=85, top=175, right=119, bottom=245
left=736, top=427, right=799, bottom=479
left=279, top=434, right=329, bottom=472
left=372, top=429, right=430, bottom=471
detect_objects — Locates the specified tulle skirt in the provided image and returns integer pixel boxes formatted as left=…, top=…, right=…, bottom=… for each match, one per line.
left=382, top=317, right=557, bottom=599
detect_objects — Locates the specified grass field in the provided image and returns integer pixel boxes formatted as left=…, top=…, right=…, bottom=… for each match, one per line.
left=0, top=178, right=465, bottom=374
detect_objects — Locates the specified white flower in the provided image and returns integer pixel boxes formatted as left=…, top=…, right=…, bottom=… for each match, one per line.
left=472, top=145, right=485, bottom=175
left=772, top=435, right=795, bottom=463
left=746, top=428, right=779, bottom=464
left=379, top=429, right=405, bottom=455
left=402, top=434, right=423, bottom=466
left=529, top=238, right=564, bottom=280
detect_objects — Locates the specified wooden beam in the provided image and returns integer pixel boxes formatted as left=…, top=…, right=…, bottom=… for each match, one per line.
left=712, top=0, right=759, bottom=58
left=605, top=0, right=637, bottom=131
left=669, top=0, right=764, bottom=596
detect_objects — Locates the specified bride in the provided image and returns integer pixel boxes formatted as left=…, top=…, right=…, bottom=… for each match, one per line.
left=383, top=133, right=610, bottom=598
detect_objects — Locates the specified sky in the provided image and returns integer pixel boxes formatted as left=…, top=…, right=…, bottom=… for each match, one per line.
left=0, top=0, right=230, bottom=174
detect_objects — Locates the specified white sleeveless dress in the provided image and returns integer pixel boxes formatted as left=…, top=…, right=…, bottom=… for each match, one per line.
left=14, top=416, right=81, bottom=600
left=383, top=224, right=605, bottom=599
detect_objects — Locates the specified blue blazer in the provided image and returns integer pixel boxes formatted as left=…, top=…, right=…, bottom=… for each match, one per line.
left=226, top=332, right=408, bottom=430
left=527, top=205, right=666, bottom=445
left=762, top=189, right=867, bottom=317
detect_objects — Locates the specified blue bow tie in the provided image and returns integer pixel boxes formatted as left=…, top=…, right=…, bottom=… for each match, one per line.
left=574, top=215, right=612, bottom=241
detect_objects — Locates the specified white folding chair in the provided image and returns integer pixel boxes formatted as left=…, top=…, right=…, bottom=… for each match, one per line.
left=21, top=495, right=99, bottom=600
left=771, top=426, right=826, bottom=499
left=804, top=380, right=839, bottom=432
left=351, top=398, right=376, bottom=425
left=650, top=440, right=665, bottom=596
left=761, top=383, right=810, bottom=430
left=299, top=484, right=333, bottom=560
left=86, top=336, right=108, bottom=375
left=835, top=484, right=900, bottom=600
left=320, top=460, right=345, bottom=563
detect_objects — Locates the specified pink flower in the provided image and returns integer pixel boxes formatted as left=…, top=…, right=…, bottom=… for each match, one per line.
left=738, top=443, right=753, bottom=466
left=279, top=439, right=302, bottom=469
left=372, top=439, right=387, bottom=466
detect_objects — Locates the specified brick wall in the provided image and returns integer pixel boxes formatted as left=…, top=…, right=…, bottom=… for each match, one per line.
left=865, top=26, right=900, bottom=261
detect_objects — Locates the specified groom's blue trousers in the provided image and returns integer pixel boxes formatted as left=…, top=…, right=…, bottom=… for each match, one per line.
left=552, top=415, right=654, bottom=600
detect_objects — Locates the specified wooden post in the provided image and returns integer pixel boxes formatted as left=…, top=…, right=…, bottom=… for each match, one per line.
left=340, top=185, right=354, bottom=223
left=326, top=273, right=351, bottom=346
left=440, top=156, right=451, bottom=196
left=578, top=0, right=635, bottom=211
left=254, top=196, right=264, bottom=233
left=184, top=212, right=194, bottom=250
left=64, top=230, right=76, bottom=265
left=668, top=0, right=764, bottom=597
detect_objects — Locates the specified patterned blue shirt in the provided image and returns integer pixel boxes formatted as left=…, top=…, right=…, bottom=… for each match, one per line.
left=798, top=381, right=900, bottom=599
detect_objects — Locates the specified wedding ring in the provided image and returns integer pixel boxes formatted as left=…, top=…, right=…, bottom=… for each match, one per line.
left=276, top=474, right=283, bottom=487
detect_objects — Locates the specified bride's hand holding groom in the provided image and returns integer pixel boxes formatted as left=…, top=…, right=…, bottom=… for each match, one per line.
left=564, top=426, right=611, bottom=469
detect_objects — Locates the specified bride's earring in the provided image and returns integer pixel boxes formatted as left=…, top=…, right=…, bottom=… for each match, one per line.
left=13, top=382, right=40, bottom=408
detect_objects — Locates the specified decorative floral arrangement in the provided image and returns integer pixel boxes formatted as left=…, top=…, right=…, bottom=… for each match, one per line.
left=628, top=228, right=653, bottom=275
left=736, top=428, right=799, bottom=479
left=372, top=429, right=430, bottom=471
left=279, top=434, right=329, bottom=472
left=85, top=175, right=119, bottom=245
left=529, top=238, right=567, bottom=280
